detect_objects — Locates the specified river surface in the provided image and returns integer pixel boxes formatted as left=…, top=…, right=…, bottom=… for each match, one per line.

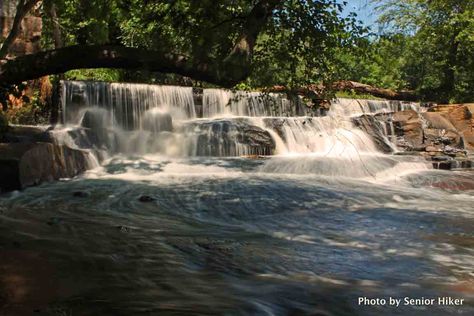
left=1, top=82, right=473, bottom=315
left=1, top=156, right=473, bottom=315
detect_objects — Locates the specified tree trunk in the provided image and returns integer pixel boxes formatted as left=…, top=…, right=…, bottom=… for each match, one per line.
left=332, top=81, right=419, bottom=101
left=268, top=81, right=419, bottom=101
left=0, top=0, right=41, bottom=59
left=45, top=1, right=64, bottom=125
left=47, top=2, right=63, bottom=49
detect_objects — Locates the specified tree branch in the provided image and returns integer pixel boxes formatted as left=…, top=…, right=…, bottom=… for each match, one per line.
left=226, top=0, right=283, bottom=62
left=0, top=45, right=248, bottom=87
left=0, top=0, right=282, bottom=87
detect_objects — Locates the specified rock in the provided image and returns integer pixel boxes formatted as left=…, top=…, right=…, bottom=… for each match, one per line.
left=183, top=118, right=275, bottom=156
left=351, top=114, right=394, bottom=153
left=428, top=104, right=474, bottom=152
left=241, top=155, right=267, bottom=159
left=422, top=112, right=457, bottom=131
left=392, top=110, right=424, bottom=149
left=72, top=191, right=90, bottom=198
left=431, top=156, right=453, bottom=161
left=451, top=159, right=473, bottom=169
left=138, top=195, right=155, bottom=202
left=425, top=145, right=442, bottom=152
left=262, top=118, right=287, bottom=141
left=117, top=225, right=130, bottom=232
left=433, top=161, right=452, bottom=170
left=1, top=125, right=54, bottom=143
left=0, top=143, right=94, bottom=192
left=0, top=112, right=8, bottom=134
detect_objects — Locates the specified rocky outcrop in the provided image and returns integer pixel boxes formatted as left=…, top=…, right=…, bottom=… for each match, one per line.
left=351, top=110, right=424, bottom=152
left=352, top=103, right=474, bottom=170
left=0, top=125, right=54, bottom=143
left=392, top=110, right=424, bottom=149
left=183, top=118, right=275, bottom=156
left=427, top=104, right=474, bottom=151
left=0, top=142, right=93, bottom=192
left=350, top=114, right=394, bottom=153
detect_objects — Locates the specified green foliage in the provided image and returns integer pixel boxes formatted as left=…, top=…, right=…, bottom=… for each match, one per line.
left=334, top=34, right=410, bottom=91
left=40, top=0, right=363, bottom=89
left=333, top=0, right=474, bottom=103
left=36, top=0, right=473, bottom=103
left=335, top=91, right=384, bottom=100
left=65, top=69, right=122, bottom=82
left=5, top=91, right=50, bottom=125
left=247, top=1, right=366, bottom=89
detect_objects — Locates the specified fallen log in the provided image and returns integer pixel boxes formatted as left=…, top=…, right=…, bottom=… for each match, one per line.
left=266, top=81, right=419, bottom=102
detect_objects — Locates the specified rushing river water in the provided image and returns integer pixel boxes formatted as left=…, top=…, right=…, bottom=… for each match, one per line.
left=0, top=82, right=473, bottom=315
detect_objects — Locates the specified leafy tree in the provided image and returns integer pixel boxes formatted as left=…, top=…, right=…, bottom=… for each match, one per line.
left=375, top=0, right=474, bottom=102
left=0, top=0, right=362, bottom=91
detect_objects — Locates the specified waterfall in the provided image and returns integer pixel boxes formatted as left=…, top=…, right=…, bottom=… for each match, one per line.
left=62, top=81, right=196, bottom=128
left=59, top=80, right=429, bottom=178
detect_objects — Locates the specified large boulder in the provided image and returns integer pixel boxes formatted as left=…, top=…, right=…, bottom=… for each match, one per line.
left=183, top=118, right=275, bottom=156
left=0, top=125, right=53, bottom=143
left=0, top=143, right=94, bottom=192
left=428, top=104, right=474, bottom=151
left=392, top=110, right=424, bottom=149
left=351, top=114, right=394, bottom=153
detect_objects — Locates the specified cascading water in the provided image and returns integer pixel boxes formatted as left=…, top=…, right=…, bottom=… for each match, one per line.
left=60, top=80, right=429, bottom=179
left=2, top=81, right=472, bottom=316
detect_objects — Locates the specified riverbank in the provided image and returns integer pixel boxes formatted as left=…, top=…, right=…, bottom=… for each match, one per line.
left=0, top=125, right=95, bottom=193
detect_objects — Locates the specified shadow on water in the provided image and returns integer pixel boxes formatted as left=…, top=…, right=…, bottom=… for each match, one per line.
left=0, top=162, right=473, bottom=315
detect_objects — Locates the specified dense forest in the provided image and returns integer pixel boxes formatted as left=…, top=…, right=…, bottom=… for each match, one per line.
left=0, top=0, right=473, bottom=123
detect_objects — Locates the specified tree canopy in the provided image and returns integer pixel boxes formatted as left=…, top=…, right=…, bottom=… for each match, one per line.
left=336, top=0, right=474, bottom=103
left=0, top=0, right=362, bottom=89
left=0, top=0, right=473, bottom=103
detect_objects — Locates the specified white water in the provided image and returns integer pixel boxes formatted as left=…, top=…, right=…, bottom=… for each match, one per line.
left=60, top=80, right=429, bottom=178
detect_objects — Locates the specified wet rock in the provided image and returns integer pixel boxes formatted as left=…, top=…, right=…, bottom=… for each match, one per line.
left=422, top=112, right=457, bottom=131
left=72, top=191, right=90, bottom=198
left=117, top=225, right=130, bottom=233
left=81, top=109, right=111, bottom=130
left=351, top=114, right=394, bottom=153
left=431, top=156, right=453, bottom=161
left=183, top=118, right=275, bottom=156
left=262, top=118, right=287, bottom=141
left=423, top=128, right=461, bottom=147
left=0, top=143, right=94, bottom=192
left=138, top=195, right=155, bottom=202
left=433, top=161, right=452, bottom=170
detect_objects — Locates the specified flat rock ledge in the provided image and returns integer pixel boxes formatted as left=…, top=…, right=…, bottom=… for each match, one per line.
left=0, top=127, right=94, bottom=192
